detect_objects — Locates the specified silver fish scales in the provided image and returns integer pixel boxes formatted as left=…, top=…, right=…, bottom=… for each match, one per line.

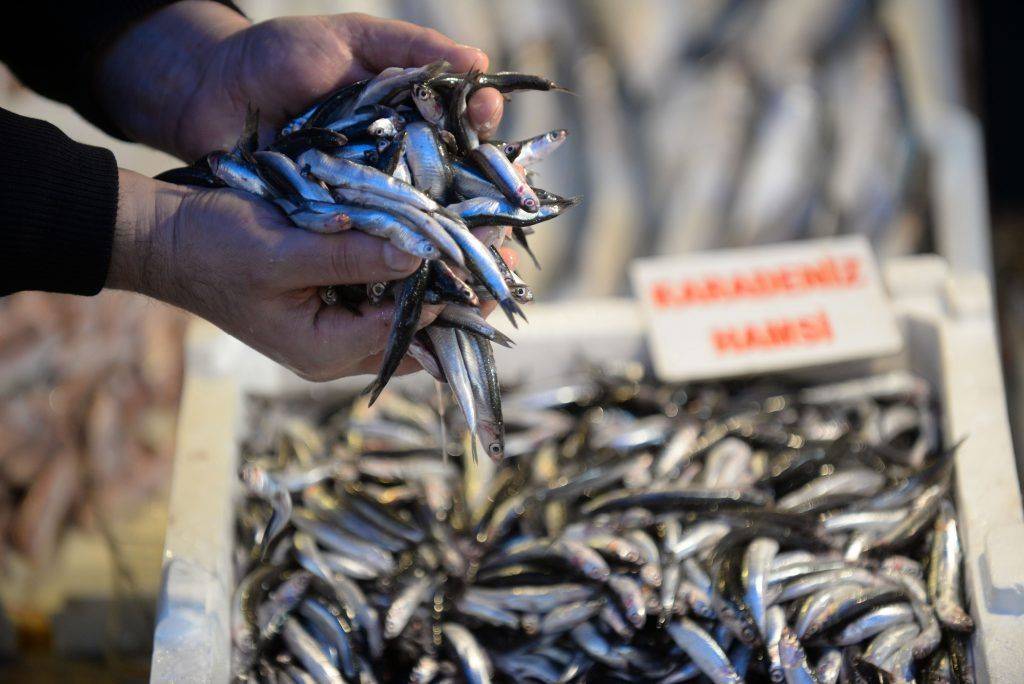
left=232, top=366, right=973, bottom=682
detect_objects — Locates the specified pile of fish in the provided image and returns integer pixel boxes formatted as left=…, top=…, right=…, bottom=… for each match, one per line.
left=373, top=0, right=934, bottom=298
left=0, top=290, right=184, bottom=566
left=234, top=367, right=974, bottom=683
left=156, top=62, right=577, bottom=457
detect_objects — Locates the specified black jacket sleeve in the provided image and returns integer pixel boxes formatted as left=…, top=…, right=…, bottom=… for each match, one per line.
left=0, top=1, right=241, bottom=296
left=0, top=1, right=240, bottom=139
left=0, top=108, right=118, bottom=296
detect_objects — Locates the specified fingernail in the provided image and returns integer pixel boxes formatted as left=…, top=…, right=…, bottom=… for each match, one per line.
left=383, top=243, right=419, bottom=272
left=470, top=99, right=501, bottom=134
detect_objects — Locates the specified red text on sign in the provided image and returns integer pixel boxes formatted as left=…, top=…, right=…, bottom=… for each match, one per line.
left=711, top=310, right=834, bottom=355
left=649, top=256, right=862, bottom=309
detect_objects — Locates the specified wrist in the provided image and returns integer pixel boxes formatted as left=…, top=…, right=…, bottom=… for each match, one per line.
left=96, top=1, right=249, bottom=159
left=108, top=169, right=189, bottom=299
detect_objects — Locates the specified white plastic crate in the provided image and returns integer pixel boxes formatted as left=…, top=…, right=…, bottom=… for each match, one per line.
left=151, top=255, right=1023, bottom=682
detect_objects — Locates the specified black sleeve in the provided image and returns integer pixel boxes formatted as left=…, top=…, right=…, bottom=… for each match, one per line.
left=0, top=108, right=119, bottom=296
left=0, top=1, right=241, bottom=140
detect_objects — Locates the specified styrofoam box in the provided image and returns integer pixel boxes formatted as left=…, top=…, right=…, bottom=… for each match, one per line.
left=151, top=255, right=1023, bottom=683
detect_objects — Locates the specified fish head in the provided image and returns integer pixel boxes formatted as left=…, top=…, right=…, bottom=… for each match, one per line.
left=547, top=129, right=569, bottom=144
left=477, top=420, right=506, bottom=462
left=206, top=151, right=227, bottom=175
left=500, top=141, right=523, bottom=162
left=714, top=594, right=762, bottom=647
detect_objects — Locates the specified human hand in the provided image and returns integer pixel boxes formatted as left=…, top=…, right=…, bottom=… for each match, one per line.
left=109, top=171, right=515, bottom=381
left=99, top=3, right=504, bottom=161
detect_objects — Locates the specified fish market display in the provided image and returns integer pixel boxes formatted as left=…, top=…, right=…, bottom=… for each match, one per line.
left=233, top=367, right=974, bottom=682
left=378, top=0, right=935, bottom=297
left=0, top=290, right=185, bottom=566
left=156, top=62, right=577, bottom=460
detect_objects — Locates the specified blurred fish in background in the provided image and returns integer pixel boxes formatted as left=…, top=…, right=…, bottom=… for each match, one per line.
left=240, top=0, right=939, bottom=298
left=0, top=1, right=960, bottom=571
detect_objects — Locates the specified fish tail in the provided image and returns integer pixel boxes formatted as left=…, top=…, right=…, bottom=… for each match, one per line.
left=362, top=378, right=386, bottom=406
left=512, top=227, right=541, bottom=269
left=499, top=298, right=527, bottom=328
left=491, top=329, right=516, bottom=348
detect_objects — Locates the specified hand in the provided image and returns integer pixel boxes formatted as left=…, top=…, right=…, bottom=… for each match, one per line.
left=99, top=3, right=505, bottom=161
left=110, top=171, right=517, bottom=381
left=110, top=170, right=433, bottom=380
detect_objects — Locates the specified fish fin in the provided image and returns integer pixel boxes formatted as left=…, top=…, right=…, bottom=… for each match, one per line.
left=563, top=195, right=584, bottom=208
left=512, top=227, right=541, bottom=269
left=499, top=298, right=527, bottom=328
left=362, top=381, right=384, bottom=407
left=491, top=329, right=516, bottom=348
left=234, top=104, right=261, bottom=157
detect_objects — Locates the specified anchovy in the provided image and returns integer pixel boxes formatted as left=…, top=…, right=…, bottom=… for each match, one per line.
left=271, top=128, right=349, bottom=158
left=833, top=603, right=915, bottom=645
left=330, top=187, right=464, bottom=265
left=363, top=260, right=430, bottom=405
left=469, top=143, right=540, bottom=212
left=928, top=500, right=974, bottom=632
left=457, top=330, right=504, bottom=461
left=241, top=463, right=292, bottom=560
left=666, top=619, right=742, bottom=684
left=441, top=622, right=492, bottom=684
left=515, top=129, right=570, bottom=167
left=412, top=83, right=446, bottom=126
left=435, top=304, right=514, bottom=347
left=405, top=121, right=454, bottom=201
left=299, top=149, right=438, bottom=212
left=743, top=537, right=778, bottom=638
left=208, top=151, right=276, bottom=199
left=254, top=150, right=334, bottom=202
left=277, top=198, right=352, bottom=234
left=298, top=598, right=359, bottom=680
left=282, top=617, right=345, bottom=684
left=349, top=60, right=450, bottom=114
left=539, top=600, right=604, bottom=635
left=427, top=327, right=478, bottom=449
left=765, top=605, right=786, bottom=683
left=384, top=574, right=433, bottom=639
left=447, top=196, right=579, bottom=228
left=455, top=595, right=520, bottom=629
left=606, top=574, right=647, bottom=628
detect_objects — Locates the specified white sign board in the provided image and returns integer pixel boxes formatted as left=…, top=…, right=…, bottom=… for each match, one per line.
left=630, top=236, right=902, bottom=381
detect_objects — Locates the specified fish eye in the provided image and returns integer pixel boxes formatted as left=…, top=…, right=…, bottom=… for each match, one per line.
left=515, top=287, right=527, bottom=297
left=741, top=625, right=756, bottom=641
left=488, top=442, right=502, bottom=455
left=372, top=283, right=386, bottom=296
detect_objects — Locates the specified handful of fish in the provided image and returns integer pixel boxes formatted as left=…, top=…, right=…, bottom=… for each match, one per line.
left=156, top=62, right=578, bottom=461
left=234, top=367, right=974, bottom=683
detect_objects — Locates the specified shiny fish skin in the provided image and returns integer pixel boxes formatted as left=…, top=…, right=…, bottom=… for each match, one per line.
left=470, top=143, right=540, bottom=212
left=282, top=617, right=345, bottom=684
left=743, top=537, right=779, bottom=638
left=929, top=500, right=974, bottom=633
left=169, top=63, right=581, bottom=468
left=441, top=622, right=492, bottom=684
left=515, top=129, right=570, bottom=167
left=299, top=149, right=438, bottom=212
left=778, top=625, right=817, bottom=684
left=833, top=602, right=915, bottom=646
left=231, top=369, right=971, bottom=682
left=383, top=574, right=433, bottom=639
left=666, top=619, right=742, bottom=684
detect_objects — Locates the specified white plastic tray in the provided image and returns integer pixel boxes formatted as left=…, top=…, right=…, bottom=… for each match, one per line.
left=151, top=255, right=1023, bottom=682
